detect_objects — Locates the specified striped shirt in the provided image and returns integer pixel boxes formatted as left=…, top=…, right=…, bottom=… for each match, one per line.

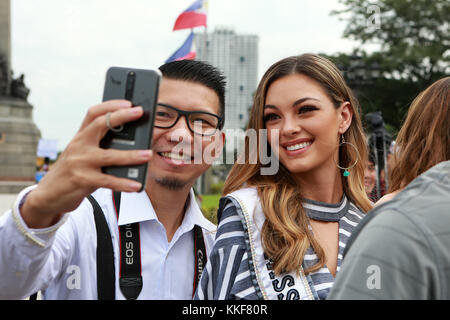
left=195, top=192, right=365, bottom=300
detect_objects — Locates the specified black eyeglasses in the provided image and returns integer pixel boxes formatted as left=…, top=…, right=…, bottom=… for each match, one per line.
left=154, top=103, right=223, bottom=136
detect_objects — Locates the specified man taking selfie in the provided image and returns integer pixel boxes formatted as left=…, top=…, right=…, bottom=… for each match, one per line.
left=0, top=59, right=226, bottom=300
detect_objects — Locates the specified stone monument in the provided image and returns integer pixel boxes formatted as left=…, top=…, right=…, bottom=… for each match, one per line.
left=0, top=0, right=41, bottom=193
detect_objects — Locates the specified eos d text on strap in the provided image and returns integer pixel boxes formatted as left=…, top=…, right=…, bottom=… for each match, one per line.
left=113, top=191, right=143, bottom=300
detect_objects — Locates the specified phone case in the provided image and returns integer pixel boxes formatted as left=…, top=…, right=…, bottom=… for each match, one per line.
left=100, top=67, right=161, bottom=192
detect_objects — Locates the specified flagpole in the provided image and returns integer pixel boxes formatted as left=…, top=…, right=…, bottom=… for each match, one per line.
left=170, top=0, right=208, bottom=62
left=203, top=0, right=208, bottom=61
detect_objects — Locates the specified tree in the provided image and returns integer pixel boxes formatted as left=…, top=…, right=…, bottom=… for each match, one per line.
left=332, top=0, right=449, bottom=86
left=326, top=0, right=449, bottom=132
left=322, top=50, right=423, bottom=132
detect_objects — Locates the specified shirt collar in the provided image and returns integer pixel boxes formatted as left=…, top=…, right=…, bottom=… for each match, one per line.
left=117, top=189, right=216, bottom=232
left=117, top=190, right=157, bottom=226
left=179, top=189, right=216, bottom=232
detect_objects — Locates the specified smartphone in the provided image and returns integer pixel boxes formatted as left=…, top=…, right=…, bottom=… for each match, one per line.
left=100, top=67, right=161, bottom=192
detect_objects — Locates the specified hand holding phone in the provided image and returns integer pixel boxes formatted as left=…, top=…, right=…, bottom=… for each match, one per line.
left=100, top=67, right=160, bottom=192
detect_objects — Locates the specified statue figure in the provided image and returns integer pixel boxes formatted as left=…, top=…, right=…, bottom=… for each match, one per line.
left=11, top=73, right=30, bottom=100
left=0, top=53, right=8, bottom=96
left=0, top=53, right=30, bottom=100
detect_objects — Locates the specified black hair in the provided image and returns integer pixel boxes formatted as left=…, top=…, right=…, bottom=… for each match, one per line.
left=159, top=60, right=226, bottom=128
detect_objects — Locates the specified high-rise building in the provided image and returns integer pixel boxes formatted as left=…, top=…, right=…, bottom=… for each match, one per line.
left=193, top=27, right=259, bottom=194
left=194, top=27, right=258, bottom=132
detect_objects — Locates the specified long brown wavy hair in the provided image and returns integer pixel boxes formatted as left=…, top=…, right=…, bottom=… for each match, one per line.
left=223, top=54, right=372, bottom=276
left=389, top=76, right=450, bottom=192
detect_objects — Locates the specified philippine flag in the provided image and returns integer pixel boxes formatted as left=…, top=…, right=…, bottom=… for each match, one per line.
left=173, top=0, right=207, bottom=31
left=165, top=31, right=196, bottom=63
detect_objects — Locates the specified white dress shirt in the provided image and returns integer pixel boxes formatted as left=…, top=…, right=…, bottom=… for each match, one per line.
left=0, top=186, right=216, bottom=300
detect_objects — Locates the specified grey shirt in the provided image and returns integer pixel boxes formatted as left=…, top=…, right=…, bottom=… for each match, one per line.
left=328, top=160, right=450, bottom=300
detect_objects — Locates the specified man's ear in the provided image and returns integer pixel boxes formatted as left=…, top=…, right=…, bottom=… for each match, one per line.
left=215, top=131, right=226, bottom=158
left=338, top=101, right=353, bottom=134
left=202, top=131, right=226, bottom=165
left=221, top=131, right=226, bottom=147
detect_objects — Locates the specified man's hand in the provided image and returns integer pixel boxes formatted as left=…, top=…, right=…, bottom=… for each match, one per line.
left=21, top=100, right=153, bottom=228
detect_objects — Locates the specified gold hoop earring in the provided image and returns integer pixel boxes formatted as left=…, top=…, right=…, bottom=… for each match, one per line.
left=334, top=135, right=360, bottom=177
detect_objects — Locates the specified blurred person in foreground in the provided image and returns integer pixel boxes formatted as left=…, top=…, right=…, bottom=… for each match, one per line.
left=377, top=77, right=449, bottom=206
left=328, top=77, right=450, bottom=299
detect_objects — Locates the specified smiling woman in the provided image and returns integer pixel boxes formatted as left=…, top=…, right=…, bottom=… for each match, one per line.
left=195, top=53, right=372, bottom=300
left=264, top=73, right=353, bottom=177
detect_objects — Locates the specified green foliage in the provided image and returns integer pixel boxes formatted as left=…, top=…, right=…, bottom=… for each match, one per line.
left=332, top=0, right=449, bottom=84
left=323, top=52, right=414, bottom=129
left=201, top=194, right=221, bottom=209
left=325, top=0, right=449, bottom=131
left=202, top=207, right=218, bottom=225
left=201, top=194, right=221, bottom=224
left=210, top=181, right=225, bottom=194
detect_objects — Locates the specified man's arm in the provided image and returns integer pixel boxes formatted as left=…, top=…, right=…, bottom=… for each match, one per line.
left=0, top=187, right=79, bottom=299
left=20, top=100, right=151, bottom=229
left=0, top=100, right=153, bottom=298
left=328, top=210, right=440, bottom=300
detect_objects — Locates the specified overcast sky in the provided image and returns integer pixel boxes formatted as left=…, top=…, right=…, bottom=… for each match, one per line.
left=11, top=0, right=360, bottom=151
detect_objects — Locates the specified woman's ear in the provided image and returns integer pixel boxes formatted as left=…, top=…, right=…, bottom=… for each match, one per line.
left=338, top=101, right=353, bottom=134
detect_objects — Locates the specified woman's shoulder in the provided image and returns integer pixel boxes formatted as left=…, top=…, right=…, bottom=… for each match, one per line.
left=215, top=187, right=264, bottom=244
left=212, top=198, right=248, bottom=250
left=374, top=190, right=402, bottom=207
left=219, top=187, right=259, bottom=218
left=222, top=187, right=258, bottom=200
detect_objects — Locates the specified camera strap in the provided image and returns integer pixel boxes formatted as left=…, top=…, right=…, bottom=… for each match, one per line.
left=112, top=191, right=207, bottom=300
left=192, top=222, right=207, bottom=297
left=88, top=194, right=116, bottom=300
left=113, top=191, right=143, bottom=300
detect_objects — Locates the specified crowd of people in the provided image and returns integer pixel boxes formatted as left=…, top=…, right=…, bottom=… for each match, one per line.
left=0, top=54, right=448, bottom=300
